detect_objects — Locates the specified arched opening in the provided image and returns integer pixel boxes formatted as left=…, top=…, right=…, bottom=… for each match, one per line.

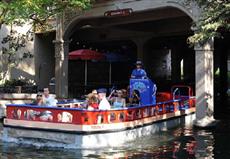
left=64, top=6, right=195, bottom=97
left=143, top=36, right=195, bottom=91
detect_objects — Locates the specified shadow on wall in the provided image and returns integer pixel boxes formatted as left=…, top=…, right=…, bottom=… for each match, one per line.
left=11, top=67, right=35, bottom=83
left=34, top=32, right=56, bottom=90
left=0, top=24, right=35, bottom=84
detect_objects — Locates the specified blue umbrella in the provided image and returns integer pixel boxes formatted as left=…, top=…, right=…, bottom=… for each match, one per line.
left=105, top=52, right=129, bottom=85
left=105, top=52, right=128, bottom=62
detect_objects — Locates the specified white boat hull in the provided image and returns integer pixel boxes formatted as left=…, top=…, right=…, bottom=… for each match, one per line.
left=3, top=113, right=195, bottom=148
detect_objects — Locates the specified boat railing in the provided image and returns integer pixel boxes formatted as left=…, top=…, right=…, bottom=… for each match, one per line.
left=5, top=96, right=195, bottom=126
left=173, top=88, right=179, bottom=100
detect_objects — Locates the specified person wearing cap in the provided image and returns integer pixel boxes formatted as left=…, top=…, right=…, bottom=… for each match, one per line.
left=131, top=60, right=147, bottom=79
left=97, top=88, right=111, bottom=110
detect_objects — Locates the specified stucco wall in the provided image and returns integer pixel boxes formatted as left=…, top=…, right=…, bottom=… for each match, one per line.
left=0, top=24, right=35, bottom=84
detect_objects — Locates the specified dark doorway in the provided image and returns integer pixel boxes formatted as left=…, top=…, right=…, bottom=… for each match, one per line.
left=214, top=33, right=230, bottom=119
left=144, top=36, right=195, bottom=91
left=68, top=40, right=136, bottom=97
left=34, top=32, right=55, bottom=90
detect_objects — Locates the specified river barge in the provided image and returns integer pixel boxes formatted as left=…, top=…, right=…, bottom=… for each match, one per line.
left=3, top=79, right=196, bottom=148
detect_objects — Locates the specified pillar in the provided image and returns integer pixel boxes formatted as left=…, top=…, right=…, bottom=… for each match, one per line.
left=194, top=39, right=217, bottom=127
left=136, top=40, right=144, bottom=60
left=54, top=13, right=68, bottom=98
left=132, top=37, right=150, bottom=61
left=63, top=41, right=69, bottom=96
left=171, top=48, right=181, bottom=83
left=54, top=40, right=69, bottom=98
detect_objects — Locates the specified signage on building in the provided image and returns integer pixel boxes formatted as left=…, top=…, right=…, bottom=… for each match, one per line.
left=104, top=8, right=133, bottom=17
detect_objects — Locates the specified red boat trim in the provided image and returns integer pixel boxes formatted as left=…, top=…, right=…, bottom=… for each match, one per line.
left=4, top=108, right=195, bottom=134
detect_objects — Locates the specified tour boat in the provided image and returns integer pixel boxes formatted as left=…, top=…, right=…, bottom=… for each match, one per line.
left=3, top=79, right=196, bottom=148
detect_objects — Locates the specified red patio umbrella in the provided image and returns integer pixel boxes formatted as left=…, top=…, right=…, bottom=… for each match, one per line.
left=68, top=49, right=105, bottom=86
left=69, top=49, right=105, bottom=60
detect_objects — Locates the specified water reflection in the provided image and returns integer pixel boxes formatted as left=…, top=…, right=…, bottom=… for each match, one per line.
left=1, top=122, right=229, bottom=159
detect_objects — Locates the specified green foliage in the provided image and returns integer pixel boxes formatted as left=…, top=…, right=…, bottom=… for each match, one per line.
left=0, top=0, right=92, bottom=83
left=0, top=0, right=92, bottom=28
left=0, top=0, right=92, bottom=67
left=3, top=79, right=27, bottom=87
left=188, top=0, right=230, bottom=45
left=1, top=78, right=34, bottom=87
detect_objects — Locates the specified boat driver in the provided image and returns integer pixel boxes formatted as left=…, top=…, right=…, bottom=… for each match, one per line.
left=131, top=60, right=147, bottom=79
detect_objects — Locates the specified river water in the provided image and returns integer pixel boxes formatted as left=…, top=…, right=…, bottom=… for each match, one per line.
left=0, top=122, right=230, bottom=159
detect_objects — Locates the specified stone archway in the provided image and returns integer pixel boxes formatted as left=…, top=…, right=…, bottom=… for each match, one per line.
left=64, top=0, right=200, bottom=41
left=55, top=0, right=215, bottom=127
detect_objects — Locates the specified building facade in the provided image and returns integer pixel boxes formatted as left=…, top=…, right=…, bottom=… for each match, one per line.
left=0, top=0, right=229, bottom=126
left=54, top=0, right=221, bottom=126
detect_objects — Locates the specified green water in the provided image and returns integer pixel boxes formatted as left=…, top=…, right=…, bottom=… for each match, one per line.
left=1, top=122, right=230, bottom=159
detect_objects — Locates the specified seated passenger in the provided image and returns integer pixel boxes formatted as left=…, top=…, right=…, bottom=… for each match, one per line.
left=129, top=89, right=140, bottom=105
left=97, top=88, right=111, bottom=110
left=110, top=90, right=126, bottom=108
left=91, top=89, right=99, bottom=103
left=32, top=92, right=44, bottom=106
left=121, top=89, right=129, bottom=104
left=87, top=93, right=99, bottom=110
left=43, top=87, right=57, bottom=106
left=92, top=89, right=97, bottom=95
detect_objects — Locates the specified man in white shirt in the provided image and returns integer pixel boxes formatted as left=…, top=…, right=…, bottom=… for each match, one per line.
left=43, top=87, right=57, bottom=106
left=97, top=88, right=111, bottom=110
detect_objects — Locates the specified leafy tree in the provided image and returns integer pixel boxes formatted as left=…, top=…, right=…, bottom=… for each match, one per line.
left=0, top=0, right=92, bottom=29
left=188, top=0, right=230, bottom=44
left=0, top=0, right=92, bottom=83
